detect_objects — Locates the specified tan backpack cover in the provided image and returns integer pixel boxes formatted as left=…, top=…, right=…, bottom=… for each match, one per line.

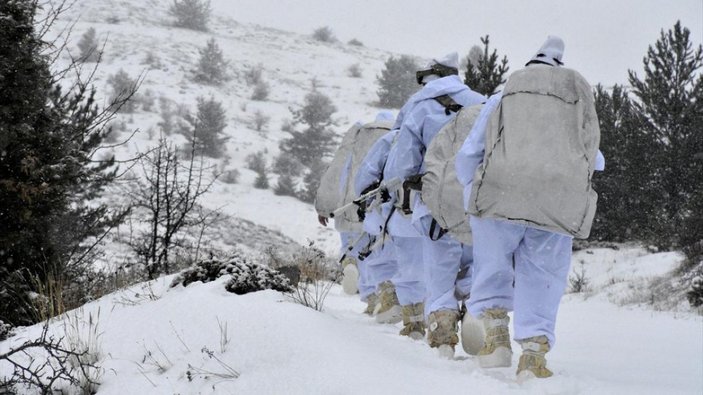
left=468, top=65, right=600, bottom=238
left=422, top=104, right=483, bottom=244
left=315, top=121, right=392, bottom=231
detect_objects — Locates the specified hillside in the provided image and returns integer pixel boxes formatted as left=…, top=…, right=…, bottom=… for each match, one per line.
left=46, top=0, right=406, bottom=259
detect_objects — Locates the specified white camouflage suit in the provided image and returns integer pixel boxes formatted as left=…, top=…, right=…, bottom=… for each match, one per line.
left=384, top=63, right=485, bottom=309
left=455, top=55, right=605, bottom=347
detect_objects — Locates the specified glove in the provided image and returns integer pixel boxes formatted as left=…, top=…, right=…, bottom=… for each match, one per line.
left=355, top=200, right=367, bottom=221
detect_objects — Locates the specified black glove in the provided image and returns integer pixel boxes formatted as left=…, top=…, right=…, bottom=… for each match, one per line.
left=355, top=199, right=367, bottom=221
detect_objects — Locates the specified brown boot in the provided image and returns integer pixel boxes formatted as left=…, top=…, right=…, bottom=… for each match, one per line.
left=516, top=335, right=553, bottom=381
left=375, top=281, right=402, bottom=324
left=477, top=308, right=512, bottom=368
left=363, top=294, right=379, bottom=315
left=399, top=302, right=425, bottom=340
left=427, top=310, right=459, bottom=358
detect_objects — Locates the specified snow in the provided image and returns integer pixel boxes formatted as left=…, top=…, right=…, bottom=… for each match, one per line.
left=2, top=247, right=701, bottom=394
left=2, top=1, right=702, bottom=394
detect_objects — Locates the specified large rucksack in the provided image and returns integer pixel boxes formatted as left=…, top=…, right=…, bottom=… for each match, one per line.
left=421, top=104, right=484, bottom=244
left=315, top=121, right=393, bottom=231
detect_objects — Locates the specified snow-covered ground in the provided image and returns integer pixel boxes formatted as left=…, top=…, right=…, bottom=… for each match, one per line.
left=1, top=245, right=701, bottom=394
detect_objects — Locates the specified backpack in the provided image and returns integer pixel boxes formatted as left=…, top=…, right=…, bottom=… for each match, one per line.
left=315, top=121, right=392, bottom=231
left=421, top=104, right=484, bottom=244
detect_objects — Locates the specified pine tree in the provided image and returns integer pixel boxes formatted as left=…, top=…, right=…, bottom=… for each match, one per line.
left=194, top=38, right=228, bottom=85
left=0, top=0, right=127, bottom=325
left=628, top=21, right=703, bottom=248
left=274, top=174, right=297, bottom=196
left=376, top=55, right=419, bottom=108
left=182, top=96, right=229, bottom=158
left=77, top=27, right=99, bottom=62
left=591, top=85, right=661, bottom=242
left=107, top=69, right=138, bottom=112
left=463, top=35, right=509, bottom=96
left=278, top=89, right=337, bottom=168
left=298, top=160, right=327, bottom=203
left=254, top=169, right=269, bottom=189
left=170, top=0, right=211, bottom=31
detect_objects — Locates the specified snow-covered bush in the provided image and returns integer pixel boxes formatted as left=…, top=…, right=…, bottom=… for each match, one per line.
left=169, top=0, right=211, bottom=31
left=170, top=250, right=293, bottom=295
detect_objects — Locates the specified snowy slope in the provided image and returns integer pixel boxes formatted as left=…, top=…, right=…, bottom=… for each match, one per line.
left=45, top=0, right=407, bottom=257
left=1, top=246, right=701, bottom=394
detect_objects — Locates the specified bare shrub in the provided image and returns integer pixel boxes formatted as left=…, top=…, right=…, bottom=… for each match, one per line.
left=0, top=323, right=101, bottom=394
left=569, top=261, right=590, bottom=293
left=268, top=242, right=337, bottom=311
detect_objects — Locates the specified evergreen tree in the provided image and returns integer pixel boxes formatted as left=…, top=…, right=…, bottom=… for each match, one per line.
left=274, top=174, right=297, bottom=197
left=170, top=0, right=211, bottom=31
left=278, top=89, right=337, bottom=168
left=254, top=168, right=269, bottom=189
left=628, top=21, right=703, bottom=248
left=591, top=85, right=661, bottom=242
left=194, top=38, right=228, bottom=85
left=107, top=68, right=138, bottom=112
left=0, top=0, right=126, bottom=325
left=298, top=160, right=327, bottom=203
left=463, top=35, right=509, bottom=96
left=376, top=55, right=419, bottom=108
left=182, top=96, right=229, bottom=158
left=77, top=27, right=99, bottom=62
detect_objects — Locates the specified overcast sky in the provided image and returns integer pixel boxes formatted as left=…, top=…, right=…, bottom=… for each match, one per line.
left=213, top=0, right=703, bottom=87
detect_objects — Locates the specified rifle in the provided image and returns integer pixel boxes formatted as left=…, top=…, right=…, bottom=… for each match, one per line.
left=339, top=231, right=371, bottom=263
left=329, top=177, right=402, bottom=220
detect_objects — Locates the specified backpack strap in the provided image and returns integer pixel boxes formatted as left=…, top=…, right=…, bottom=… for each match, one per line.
left=429, top=218, right=448, bottom=241
left=433, top=94, right=463, bottom=115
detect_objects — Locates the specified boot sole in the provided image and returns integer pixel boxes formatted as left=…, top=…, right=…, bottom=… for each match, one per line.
left=478, top=347, right=512, bottom=368
left=460, top=312, right=486, bottom=356
left=375, top=305, right=402, bottom=324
